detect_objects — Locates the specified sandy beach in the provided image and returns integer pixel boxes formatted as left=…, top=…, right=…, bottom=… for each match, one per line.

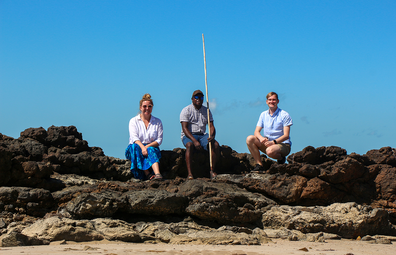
left=1, top=239, right=394, bottom=255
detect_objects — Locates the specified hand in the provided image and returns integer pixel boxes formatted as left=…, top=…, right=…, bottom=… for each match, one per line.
left=207, top=135, right=215, bottom=143
left=193, top=140, right=203, bottom=150
left=259, top=136, right=268, bottom=145
left=142, top=146, right=148, bottom=157
left=264, top=140, right=275, bottom=147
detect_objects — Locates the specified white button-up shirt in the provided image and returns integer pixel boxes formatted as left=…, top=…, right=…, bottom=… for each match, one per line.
left=129, top=114, right=163, bottom=146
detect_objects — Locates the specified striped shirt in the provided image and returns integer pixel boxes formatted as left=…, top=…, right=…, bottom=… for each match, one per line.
left=180, top=104, right=213, bottom=139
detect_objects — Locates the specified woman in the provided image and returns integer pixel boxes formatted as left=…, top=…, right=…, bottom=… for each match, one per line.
left=125, top=93, right=163, bottom=180
left=246, top=92, right=293, bottom=172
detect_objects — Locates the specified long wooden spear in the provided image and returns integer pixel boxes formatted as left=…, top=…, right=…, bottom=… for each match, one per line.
left=202, top=33, right=213, bottom=170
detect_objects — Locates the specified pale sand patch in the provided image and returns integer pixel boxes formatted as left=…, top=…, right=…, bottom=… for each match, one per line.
left=0, top=239, right=394, bottom=255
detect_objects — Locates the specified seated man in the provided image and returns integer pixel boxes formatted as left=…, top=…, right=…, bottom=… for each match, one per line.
left=180, top=90, right=220, bottom=179
left=246, top=92, right=293, bottom=171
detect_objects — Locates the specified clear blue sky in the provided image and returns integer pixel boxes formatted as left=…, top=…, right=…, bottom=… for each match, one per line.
left=1, top=0, right=395, bottom=159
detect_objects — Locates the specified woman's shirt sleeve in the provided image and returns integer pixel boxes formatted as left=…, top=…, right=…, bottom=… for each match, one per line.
left=129, top=117, right=140, bottom=144
left=155, top=119, right=163, bottom=146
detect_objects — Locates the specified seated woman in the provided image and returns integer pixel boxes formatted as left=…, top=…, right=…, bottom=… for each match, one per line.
left=125, top=93, right=163, bottom=180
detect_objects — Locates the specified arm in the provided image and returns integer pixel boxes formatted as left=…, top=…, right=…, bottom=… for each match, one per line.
left=134, top=140, right=150, bottom=156
left=276, top=125, right=290, bottom=143
left=128, top=118, right=150, bottom=155
left=182, top=121, right=203, bottom=150
left=129, top=118, right=140, bottom=145
left=207, top=121, right=216, bottom=142
left=265, top=125, right=291, bottom=147
left=142, top=119, right=163, bottom=153
left=150, top=119, right=163, bottom=147
left=130, top=117, right=161, bottom=156
left=135, top=139, right=160, bottom=157
left=254, top=126, right=267, bottom=145
left=145, top=141, right=159, bottom=148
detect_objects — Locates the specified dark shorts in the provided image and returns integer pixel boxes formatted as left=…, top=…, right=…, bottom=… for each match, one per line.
left=259, top=143, right=291, bottom=157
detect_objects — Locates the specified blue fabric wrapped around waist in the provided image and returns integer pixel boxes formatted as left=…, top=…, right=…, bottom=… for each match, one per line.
left=125, top=143, right=161, bottom=180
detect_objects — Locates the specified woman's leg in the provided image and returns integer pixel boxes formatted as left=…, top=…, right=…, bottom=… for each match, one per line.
left=151, top=162, right=160, bottom=175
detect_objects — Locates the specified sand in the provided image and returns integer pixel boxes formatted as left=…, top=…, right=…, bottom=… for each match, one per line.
left=0, top=239, right=394, bottom=255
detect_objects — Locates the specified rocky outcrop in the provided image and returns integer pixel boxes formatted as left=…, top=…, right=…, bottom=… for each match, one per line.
left=0, top=126, right=396, bottom=247
left=261, top=202, right=393, bottom=238
left=0, top=126, right=132, bottom=189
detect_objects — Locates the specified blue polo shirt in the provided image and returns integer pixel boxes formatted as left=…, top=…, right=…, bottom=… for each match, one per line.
left=256, top=108, right=293, bottom=145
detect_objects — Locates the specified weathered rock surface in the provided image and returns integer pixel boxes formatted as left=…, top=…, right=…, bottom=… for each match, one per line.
left=261, top=202, right=393, bottom=238
left=0, top=126, right=396, bottom=247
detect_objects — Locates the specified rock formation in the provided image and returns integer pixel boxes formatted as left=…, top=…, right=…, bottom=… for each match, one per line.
left=0, top=126, right=395, bottom=247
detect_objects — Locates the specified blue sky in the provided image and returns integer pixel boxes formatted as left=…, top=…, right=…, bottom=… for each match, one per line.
left=1, top=0, right=395, bottom=159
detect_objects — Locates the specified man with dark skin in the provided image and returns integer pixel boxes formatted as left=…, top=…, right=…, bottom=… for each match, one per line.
left=180, top=90, right=220, bottom=179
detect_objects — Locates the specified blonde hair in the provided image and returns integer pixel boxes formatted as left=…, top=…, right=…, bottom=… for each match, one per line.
left=266, top=92, right=279, bottom=100
left=139, top=93, right=153, bottom=108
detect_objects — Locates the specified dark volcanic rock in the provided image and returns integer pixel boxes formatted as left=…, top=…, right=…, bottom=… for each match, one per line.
left=319, top=157, right=367, bottom=184
left=375, top=165, right=396, bottom=201
left=299, top=177, right=346, bottom=205
left=236, top=173, right=308, bottom=204
left=65, top=190, right=127, bottom=219
left=365, top=147, right=396, bottom=166
left=179, top=180, right=275, bottom=224
left=1, top=126, right=396, bottom=247
left=19, top=127, right=48, bottom=144
left=0, top=187, right=54, bottom=217
left=126, top=189, right=188, bottom=215
left=288, top=146, right=347, bottom=165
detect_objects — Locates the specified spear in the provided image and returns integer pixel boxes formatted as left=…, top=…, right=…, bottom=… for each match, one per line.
left=202, top=33, right=213, bottom=170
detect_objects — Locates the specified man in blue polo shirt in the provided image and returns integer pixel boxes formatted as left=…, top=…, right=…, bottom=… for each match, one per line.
left=246, top=92, right=293, bottom=171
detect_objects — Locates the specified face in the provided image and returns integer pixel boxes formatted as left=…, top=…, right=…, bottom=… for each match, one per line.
left=266, top=95, right=279, bottom=109
left=140, top=100, right=153, bottom=116
left=192, top=94, right=204, bottom=108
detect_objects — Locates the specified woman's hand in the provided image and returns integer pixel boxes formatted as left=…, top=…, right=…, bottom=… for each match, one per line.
left=142, top=146, right=148, bottom=157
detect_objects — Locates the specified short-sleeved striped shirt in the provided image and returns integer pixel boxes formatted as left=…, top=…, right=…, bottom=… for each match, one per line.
left=180, top=104, right=213, bottom=139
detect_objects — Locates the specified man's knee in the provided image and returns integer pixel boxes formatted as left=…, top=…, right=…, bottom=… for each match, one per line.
left=266, top=146, right=280, bottom=158
left=215, top=140, right=220, bottom=148
left=246, top=135, right=257, bottom=146
left=246, top=135, right=255, bottom=145
left=210, top=140, right=220, bottom=153
left=211, top=140, right=219, bottom=148
left=185, top=142, right=194, bottom=151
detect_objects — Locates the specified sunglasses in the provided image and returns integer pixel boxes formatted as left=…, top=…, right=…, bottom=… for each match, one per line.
left=194, top=95, right=204, bottom=100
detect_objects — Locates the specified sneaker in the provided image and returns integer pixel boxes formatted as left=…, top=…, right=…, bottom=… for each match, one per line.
left=251, top=164, right=265, bottom=172
left=277, top=157, right=286, bottom=164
